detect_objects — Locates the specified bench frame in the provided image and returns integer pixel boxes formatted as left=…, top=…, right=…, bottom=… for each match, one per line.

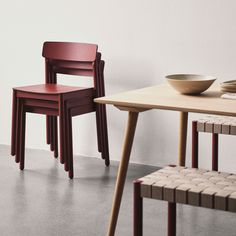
left=133, top=166, right=236, bottom=236
left=134, top=180, right=176, bottom=236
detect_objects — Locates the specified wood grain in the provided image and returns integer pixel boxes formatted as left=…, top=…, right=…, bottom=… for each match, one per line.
left=95, top=84, right=236, bottom=117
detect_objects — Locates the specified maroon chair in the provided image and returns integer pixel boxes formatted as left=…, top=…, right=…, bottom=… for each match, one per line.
left=11, top=41, right=110, bottom=178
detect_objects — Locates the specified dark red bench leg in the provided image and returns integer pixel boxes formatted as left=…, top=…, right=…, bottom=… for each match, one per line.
left=134, top=180, right=143, bottom=236
left=192, top=121, right=198, bottom=168
left=168, top=202, right=176, bottom=236
left=212, top=133, right=218, bottom=171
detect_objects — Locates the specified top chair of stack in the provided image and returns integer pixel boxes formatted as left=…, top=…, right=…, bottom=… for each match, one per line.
left=11, top=41, right=110, bottom=179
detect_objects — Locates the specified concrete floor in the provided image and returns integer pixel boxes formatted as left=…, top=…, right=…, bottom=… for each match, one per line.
left=0, top=145, right=236, bottom=236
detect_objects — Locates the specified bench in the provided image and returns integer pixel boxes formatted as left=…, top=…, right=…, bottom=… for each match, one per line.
left=134, top=166, right=236, bottom=236
left=192, top=115, right=236, bottom=171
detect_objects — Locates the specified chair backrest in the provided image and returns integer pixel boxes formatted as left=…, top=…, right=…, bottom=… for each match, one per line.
left=42, top=41, right=98, bottom=62
left=42, top=42, right=99, bottom=81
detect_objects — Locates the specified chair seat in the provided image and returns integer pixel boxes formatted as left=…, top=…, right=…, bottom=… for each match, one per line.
left=13, top=84, right=92, bottom=95
left=139, top=166, right=236, bottom=212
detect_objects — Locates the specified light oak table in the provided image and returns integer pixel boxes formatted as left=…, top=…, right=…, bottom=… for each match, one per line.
left=95, top=83, right=236, bottom=236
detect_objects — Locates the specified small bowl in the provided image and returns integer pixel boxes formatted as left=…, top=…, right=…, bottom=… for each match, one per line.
left=166, top=74, right=216, bottom=95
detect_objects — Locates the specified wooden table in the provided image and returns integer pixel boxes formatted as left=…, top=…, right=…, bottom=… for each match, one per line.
left=95, top=83, right=236, bottom=236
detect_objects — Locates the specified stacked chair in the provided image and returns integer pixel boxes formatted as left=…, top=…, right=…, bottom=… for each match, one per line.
left=11, top=41, right=109, bottom=179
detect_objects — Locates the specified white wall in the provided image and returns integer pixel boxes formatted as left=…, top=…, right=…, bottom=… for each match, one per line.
left=1, top=0, right=236, bottom=172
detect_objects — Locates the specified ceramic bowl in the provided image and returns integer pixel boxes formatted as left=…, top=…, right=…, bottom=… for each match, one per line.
left=166, top=74, right=216, bottom=95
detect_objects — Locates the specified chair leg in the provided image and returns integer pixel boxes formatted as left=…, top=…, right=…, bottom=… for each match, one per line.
left=46, top=115, right=51, bottom=145
left=95, top=105, right=102, bottom=153
left=50, top=72, right=58, bottom=155
left=95, top=53, right=103, bottom=154
left=59, top=96, right=65, bottom=165
left=59, top=98, right=69, bottom=172
left=98, top=60, right=110, bottom=166
left=168, top=202, right=176, bottom=236
left=212, top=133, right=218, bottom=171
left=100, top=104, right=110, bottom=166
left=192, top=121, right=198, bottom=168
left=19, top=106, right=26, bottom=170
left=67, top=109, right=74, bottom=179
left=15, top=98, right=22, bottom=163
left=46, top=71, right=57, bottom=146
left=50, top=116, right=55, bottom=152
left=134, top=180, right=143, bottom=236
left=95, top=58, right=107, bottom=159
left=11, top=90, right=17, bottom=156
left=53, top=116, right=58, bottom=158
left=63, top=101, right=69, bottom=172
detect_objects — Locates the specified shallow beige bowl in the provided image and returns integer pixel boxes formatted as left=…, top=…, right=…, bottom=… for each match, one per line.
left=166, top=74, right=216, bottom=95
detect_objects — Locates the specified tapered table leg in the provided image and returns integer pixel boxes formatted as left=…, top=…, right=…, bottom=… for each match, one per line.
left=178, top=112, right=188, bottom=166
left=107, top=111, right=139, bottom=236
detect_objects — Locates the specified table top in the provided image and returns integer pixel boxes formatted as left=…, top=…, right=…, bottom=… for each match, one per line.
left=95, top=83, right=236, bottom=116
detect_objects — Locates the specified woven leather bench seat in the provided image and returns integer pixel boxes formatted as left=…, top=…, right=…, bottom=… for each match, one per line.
left=196, top=115, right=236, bottom=134
left=138, top=166, right=236, bottom=212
